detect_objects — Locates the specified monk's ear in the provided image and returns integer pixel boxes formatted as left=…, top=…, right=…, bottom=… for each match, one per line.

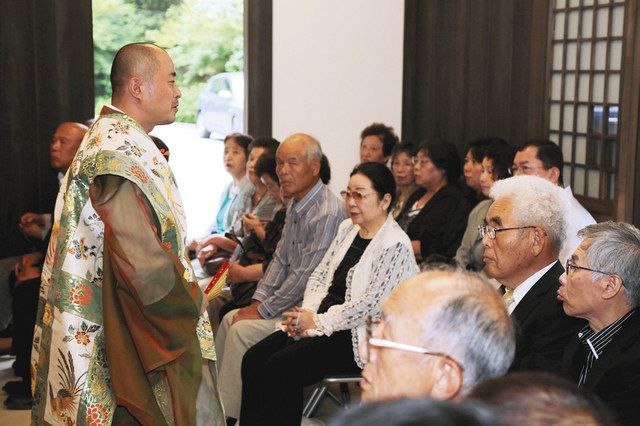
left=128, top=77, right=145, bottom=101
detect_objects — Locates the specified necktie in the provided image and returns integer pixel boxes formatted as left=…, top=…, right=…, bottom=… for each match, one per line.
left=502, top=288, right=514, bottom=307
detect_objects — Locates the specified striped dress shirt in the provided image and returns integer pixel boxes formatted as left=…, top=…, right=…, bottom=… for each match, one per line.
left=577, top=309, right=637, bottom=385
left=254, top=179, right=347, bottom=319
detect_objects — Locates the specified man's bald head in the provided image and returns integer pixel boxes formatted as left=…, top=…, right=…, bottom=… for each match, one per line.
left=362, top=270, right=515, bottom=402
left=280, top=133, right=323, bottom=163
left=276, top=133, right=323, bottom=200
left=50, top=122, right=88, bottom=172
left=110, top=43, right=164, bottom=98
left=108, top=43, right=181, bottom=133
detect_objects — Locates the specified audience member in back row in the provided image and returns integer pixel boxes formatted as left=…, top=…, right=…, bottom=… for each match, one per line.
left=512, top=139, right=595, bottom=262
left=239, top=162, right=418, bottom=425
left=215, top=134, right=346, bottom=421
left=360, top=269, right=514, bottom=403
left=468, top=372, right=614, bottom=426
left=558, top=221, right=640, bottom=425
left=461, top=138, right=492, bottom=206
left=455, top=139, right=514, bottom=272
left=396, top=141, right=471, bottom=264
left=389, top=142, right=418, bottom=218
left=188, top=133, right=252, bottom=251
left=358, top=122, right=399, bottom=164
left=480, top=176, right=585, bottom=373
left=195, top=137, right=279, bottom=274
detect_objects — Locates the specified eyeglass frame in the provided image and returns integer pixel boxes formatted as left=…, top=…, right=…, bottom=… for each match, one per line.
left=340, top=190, right=377, bottom=203
left=411, top=155, right=432, bottom=166
left=565, top=258, right=624, bottom=287
left=365, top=316, right=464, bottom=371
left=509, top=164, right=547, bottom=175
left=478, top=224, right=537, bottom=239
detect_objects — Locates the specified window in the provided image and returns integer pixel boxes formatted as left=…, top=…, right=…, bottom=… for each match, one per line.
left=548, top=0, right=625, bottom=217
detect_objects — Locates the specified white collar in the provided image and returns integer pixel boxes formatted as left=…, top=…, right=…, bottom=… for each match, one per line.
left=507, top=261, right=557, bottom=314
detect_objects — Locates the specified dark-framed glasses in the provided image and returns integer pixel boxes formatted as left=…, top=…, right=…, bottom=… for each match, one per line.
left=478, top=225, right=536, bottom=239
left=365, top=316, right=464, bottom=371
left=565, top=258, right=623, bottom=286
left=340, top=190, right=376, bottom=203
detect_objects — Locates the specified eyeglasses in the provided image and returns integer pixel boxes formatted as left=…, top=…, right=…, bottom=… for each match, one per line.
left=411, top=156, right=431, bottom=166
left=340, top=190, right=376, bottom=203
left=565, top=258, right=623, bottom=286
left=364, top=316, right=464, bottom=371
left=509, top=164, right=546, bottom=175
left=478, top=225, right=536, bottom=239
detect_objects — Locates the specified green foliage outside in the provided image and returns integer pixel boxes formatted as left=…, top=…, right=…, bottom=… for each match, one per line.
left=93, top=0, right=243, bottom=122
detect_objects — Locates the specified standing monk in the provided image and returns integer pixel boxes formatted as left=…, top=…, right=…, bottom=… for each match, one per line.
left=31, top=43, right=224, bottom=425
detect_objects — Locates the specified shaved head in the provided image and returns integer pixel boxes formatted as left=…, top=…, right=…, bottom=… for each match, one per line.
left=280, top=133, right=322, bottom=163
left=108, top=43, right=181, bottom=132
left=50, top=122, right=88, bottom=172
left=110, top=43, right=164, bottom=97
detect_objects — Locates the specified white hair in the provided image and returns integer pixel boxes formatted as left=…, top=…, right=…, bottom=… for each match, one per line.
left=489, top=175, right=569, bottom=253
left=579, top=221, right=640, bottom=307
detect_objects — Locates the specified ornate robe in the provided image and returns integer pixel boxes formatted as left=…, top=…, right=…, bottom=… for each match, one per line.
left=31, top=107, right=223, bottom=425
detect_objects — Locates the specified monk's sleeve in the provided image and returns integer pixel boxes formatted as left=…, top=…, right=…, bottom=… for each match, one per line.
left=90, top=174, right=202, bottom=425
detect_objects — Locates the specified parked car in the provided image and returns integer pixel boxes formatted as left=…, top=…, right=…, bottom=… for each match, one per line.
left=196, top=71, right=244, bottom=138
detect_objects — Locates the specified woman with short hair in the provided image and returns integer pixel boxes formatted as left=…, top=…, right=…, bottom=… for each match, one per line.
left=455, top=140, right=516, bottom=271
left=396, top=141, right=471, bottom=264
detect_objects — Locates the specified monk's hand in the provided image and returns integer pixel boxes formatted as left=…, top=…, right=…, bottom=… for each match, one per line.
left=232, top=300, right=263, bottom=324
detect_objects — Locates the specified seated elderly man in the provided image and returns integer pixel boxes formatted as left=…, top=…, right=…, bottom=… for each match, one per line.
left=481, top=176, right=585, bottom=373
left=558, top=222, right=640, bottom=425
left=215, top=133, right=346, bottom=422
left=3, top=121, right=87, bottom=410
left=360, top=269, right=515, bottom=402
left=512, top=140, right=595, bottom=262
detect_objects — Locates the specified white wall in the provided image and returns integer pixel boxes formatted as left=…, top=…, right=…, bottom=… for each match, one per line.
left=272, top=0, right=405, bottom=193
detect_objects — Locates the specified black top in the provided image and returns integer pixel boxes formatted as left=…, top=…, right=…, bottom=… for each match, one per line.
left=261, top=208, right=287, bottom=271
left=317, top=234, right=371, bottom=314
left=396, top=184, right=471, bottom=264
left=561, top=307, right=640, bottom=425
left=510, top=261, right=586, bottom=373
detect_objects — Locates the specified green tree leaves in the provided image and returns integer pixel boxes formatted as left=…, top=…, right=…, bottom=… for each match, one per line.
left=93, top=0, right=243, bottom=122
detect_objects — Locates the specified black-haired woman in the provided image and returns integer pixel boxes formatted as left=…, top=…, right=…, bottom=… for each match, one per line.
left=396, top=141, right=472, bottom=264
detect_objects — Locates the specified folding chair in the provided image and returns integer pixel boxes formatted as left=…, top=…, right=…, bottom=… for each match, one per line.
left=302, top=374, right=361, bottom=418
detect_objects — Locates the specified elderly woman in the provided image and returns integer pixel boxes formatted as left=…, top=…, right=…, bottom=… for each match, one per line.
left=390, top=142, right=418, bottom=218
left=239, top=163, right=418, bottom=426
left=455, top=140, right=515, bottom=271
left=396, top=141, right=471, bottom=263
